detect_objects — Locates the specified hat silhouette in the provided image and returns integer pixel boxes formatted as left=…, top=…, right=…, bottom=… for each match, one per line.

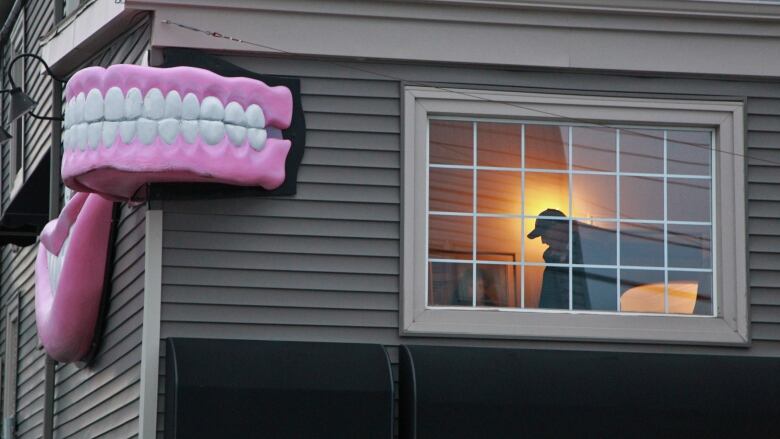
left=527, top=208, right=566, bottom=239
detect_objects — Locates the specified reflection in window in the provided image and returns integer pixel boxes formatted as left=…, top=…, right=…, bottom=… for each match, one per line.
left=430, top=120, right=473, bottom=165
left=525, top=124, right=568, bottom=169
left=620, top=129, right=664, bottom=173
left=478, top=122, right=522, bottom=168
left=572, top=127, right=616, bottom=172
left=427, top=119, right=714, bottom=316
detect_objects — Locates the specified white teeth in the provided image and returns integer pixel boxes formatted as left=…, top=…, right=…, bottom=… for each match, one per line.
left=248, top=128, right=267, bottom=150
left=125, top=88, right=143, bottom=119
left=246, top=104, right=265, bottom=128
left=158, top=118, right=180, bottom=144
left=104, top=87, right=124, bottom=121
left=75, top=123, right=88, bottom=150
left=200, top=96, right=224, bottom=121
left=164, top=91, right=182, bottom=119
left=74, top=93, right=86, bottom=124
left=199, top=120, right=225, bottom=145
left=137, top=118, right=157, bottom=145
left=64, top=99, right=74, bottom=129
left=181, top=120, right=198, bottom=144
left=226, top=125, right=247, bottom=146
left=182, top=93, right=199, bottom=120
left=64, top=88, right=274, bottom=151
left=143, top=88, right=165, bottom=120
left=119, top=121, right=136, bottom=143
left=62, top=129, right=71, bottom=149
left=87, top=122, right=102, bottom=149
left=224, top=102, right=246, bottom=126
left=103, top=121, right=118, bottom=147
left=84, top=89, right=103, bottom=122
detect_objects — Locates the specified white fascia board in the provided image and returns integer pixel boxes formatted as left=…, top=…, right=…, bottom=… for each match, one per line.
left=125, top=0, right=780, bottom=21
left=39, top=1, right=137, bottom=74
left=143, top=2, right=780, bottom=78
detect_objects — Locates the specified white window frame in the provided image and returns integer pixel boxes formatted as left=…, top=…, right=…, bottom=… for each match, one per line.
left=401, top=86, right=747, bottom=345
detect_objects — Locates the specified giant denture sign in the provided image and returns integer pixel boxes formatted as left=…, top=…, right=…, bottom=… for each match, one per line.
left=37, top=63, right=301, bottom=363
left=62, top=64, right=294, bottom=200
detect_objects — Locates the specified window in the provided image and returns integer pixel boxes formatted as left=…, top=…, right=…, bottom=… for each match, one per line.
left=401, top=86, right=747, bottom=344
left=8, top=22, right=24, bottom=198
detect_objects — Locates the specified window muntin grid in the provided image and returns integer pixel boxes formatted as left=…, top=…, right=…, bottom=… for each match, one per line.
left=426, top=117, right=715, bottom=316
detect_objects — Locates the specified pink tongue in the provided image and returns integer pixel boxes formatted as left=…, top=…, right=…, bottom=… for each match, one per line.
left=40, top=192, right=89, bottom=255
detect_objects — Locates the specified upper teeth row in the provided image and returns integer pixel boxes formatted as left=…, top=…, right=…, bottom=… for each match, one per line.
left=64, top=87, right=267, bottom=130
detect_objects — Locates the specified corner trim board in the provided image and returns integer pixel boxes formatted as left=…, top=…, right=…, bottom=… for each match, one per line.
left=139, top=209, right=162, bottom=439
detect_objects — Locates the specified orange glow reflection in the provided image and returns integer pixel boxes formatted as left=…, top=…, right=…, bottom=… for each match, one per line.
left=620, top=281, right=698, bottom=314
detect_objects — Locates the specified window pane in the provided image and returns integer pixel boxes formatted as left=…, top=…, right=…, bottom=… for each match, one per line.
left=429, top=168, right=472, bottom=212
left=524, top=172, right=569, bottom=218
left=620, top=128, right=664, bottom=173
left=430, top=120, right=472, bottom=165
left=578, top=221, right=617, bottom=266
left=477, top=170, right=521, bottom=214
left=476, top=264, right=519, bottom=307
left=668, top=225, right=711, bottom=269
left=429, top=262, right=472, bottom=306
left=477, top=122, right=521, bottom=168
left=524, top=265, right=545, bottom=308
left=524, top=218, right=569, bottom=264
left=621, top=223, right=664, bottom=268
left=572, top=174, right=616, bottom=219
left=574, top=268, right=617, bottom=311
left=525, top=124, right=569, bottom=170
left=669, top=271, right=713, bottom=315
left=620, top=270, right=665, bottom=313
left=668, top=130, right=710, bottom=176
left=429, top=215, right=472, bottom=260
left=572, top=126, right=616, bottom=172
left=477, top=217, right=522, bottom=262
left=620, top=176, right=663, bottom=220
left=668, top=178, right=710, bottom=222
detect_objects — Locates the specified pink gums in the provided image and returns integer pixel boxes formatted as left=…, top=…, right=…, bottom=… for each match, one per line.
left=62, top=137, right=291, bottom=201
left=65, top=65, right=293, bottom=128
left=35, top=192, right=114, bottom=363
left=63, top=64, right=294, bottom=200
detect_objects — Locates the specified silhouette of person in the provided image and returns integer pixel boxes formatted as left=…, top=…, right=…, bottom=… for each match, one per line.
left=527, top=208, right=591, bottom=309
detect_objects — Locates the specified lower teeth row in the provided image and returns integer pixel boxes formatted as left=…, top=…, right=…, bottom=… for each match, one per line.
left=62, top=119, right=268, bottom=150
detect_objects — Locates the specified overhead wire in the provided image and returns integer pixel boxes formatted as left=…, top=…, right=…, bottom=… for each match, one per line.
left=160, top=18, right=780, bottom=167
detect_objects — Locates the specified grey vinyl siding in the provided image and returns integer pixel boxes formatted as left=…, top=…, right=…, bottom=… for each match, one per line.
left=0, top=1, right=54, bottom=437
left=156, top=56, right=780, bottom=433
left=51, top=21, right=150, bottom=439
left=52, top=204, right=146, bottom=439
left=0, top=15, right=148, bottom=439
left=154, top=57, right=779, bottom=432
left=156, top=55, right=779, bottom=348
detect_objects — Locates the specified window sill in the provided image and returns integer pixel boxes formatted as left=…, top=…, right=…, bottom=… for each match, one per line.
left=403, top=307, right=749, bottom=346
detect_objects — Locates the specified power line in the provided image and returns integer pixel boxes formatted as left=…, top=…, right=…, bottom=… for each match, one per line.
left=160, top=19, right=780, bottom=167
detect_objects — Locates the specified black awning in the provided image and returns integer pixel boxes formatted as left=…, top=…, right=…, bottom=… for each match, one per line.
left=0, top=152, right=50, bottom=246
left=400, top=345, right=780, bottom=439
left=164, top=338, right=393, bottom=439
